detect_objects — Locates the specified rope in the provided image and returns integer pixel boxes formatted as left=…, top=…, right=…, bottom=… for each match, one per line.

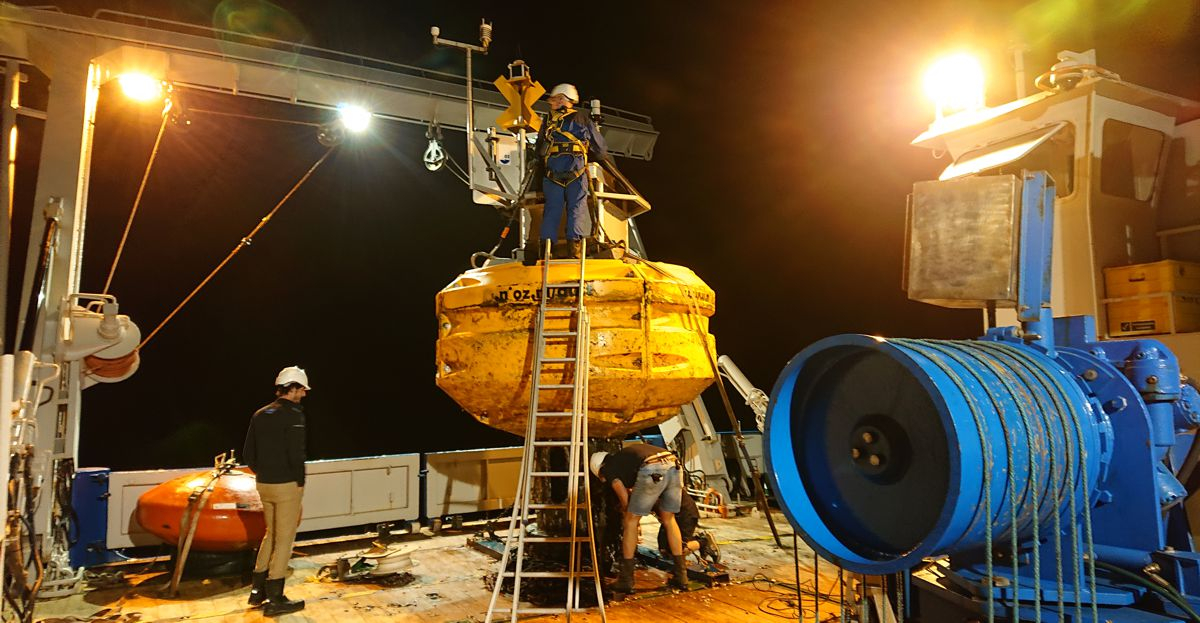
left=103, top=100, right=172, bottom=295
left=975, top=342, right=1066, bottom=620
left=961, top=343, right=1044, bottom=620
left=138, top=145, right=337, bottom=350
left=82, top=351, right=138, bottom=380
left=984, top=342, right=1087, bottom=621
left=839, top=567, right=846, bottom=623
left=893, top=339, right=996, bottom=623
left=188, top=108, right=321, bottom=127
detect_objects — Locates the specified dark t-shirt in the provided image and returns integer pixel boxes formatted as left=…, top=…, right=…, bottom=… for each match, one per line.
left=243, top=398, right=307, bottom=486
left=599, top=443, right=666, bottom=488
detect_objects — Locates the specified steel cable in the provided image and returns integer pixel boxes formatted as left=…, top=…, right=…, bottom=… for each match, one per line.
left=138, top=145, right=337, bottom=350
left=987, top=343, right=1089, bottom=621
left=975, top=342, right=1067, bottom=621
left=103, top=99, right=172, bottom=295
left=892, top=339, right=996, bottom=623
left=961, top=343, right=1045, bottom=621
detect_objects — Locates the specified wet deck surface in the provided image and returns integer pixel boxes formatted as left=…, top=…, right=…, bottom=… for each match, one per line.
left=36, top=512, right=847, bottom=622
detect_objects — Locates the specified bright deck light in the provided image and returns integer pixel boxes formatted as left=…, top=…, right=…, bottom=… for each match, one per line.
left=923, top=53, right=985, bottom=118
left=117, top=73, right=164, bottom=102
left=337, top=104, right=372, bottom=132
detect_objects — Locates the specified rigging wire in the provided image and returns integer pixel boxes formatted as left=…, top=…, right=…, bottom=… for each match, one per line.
left=103, top=103, right=329, bottom=297
left=102, top=99, right=173, bottom=295
left=138, top=144, right=337, bottom=350
left=442, top=149, right=471, bottom=185
left=187, top=108, right=321, bottom=127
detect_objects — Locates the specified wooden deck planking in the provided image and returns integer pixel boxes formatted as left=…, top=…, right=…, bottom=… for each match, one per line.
left=34, top=512, right=834, bottom=623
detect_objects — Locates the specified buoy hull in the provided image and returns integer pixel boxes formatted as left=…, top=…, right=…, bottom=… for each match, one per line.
left=436, top=259, right=717, bottom=438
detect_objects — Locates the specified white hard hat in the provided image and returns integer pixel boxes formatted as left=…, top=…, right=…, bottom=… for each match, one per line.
left=550, top=83, right=579, bottom=103
left=275, top=366, right=311, bottom=390
left=589, top=451, right=608, bottom=478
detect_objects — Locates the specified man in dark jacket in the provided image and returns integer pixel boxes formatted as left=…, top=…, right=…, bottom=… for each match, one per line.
left=590, top=444, right=687, bottom=592
left=243, top=366, right=309, bottom=616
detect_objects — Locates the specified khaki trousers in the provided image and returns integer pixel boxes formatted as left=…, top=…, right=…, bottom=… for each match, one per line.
left=254, top=482, right=303, bottom=579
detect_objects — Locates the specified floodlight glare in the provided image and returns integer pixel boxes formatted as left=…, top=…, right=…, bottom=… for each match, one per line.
left=923, top=53, right=985, bottom=118
left=337, top=104, right=372, bottom=133
left=117, top=73, right=164, bottom=102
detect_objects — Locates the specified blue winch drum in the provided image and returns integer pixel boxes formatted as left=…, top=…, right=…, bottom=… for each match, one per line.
left=764, top=334, right=1104, bottom=574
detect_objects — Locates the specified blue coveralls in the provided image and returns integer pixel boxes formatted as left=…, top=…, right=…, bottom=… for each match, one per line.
left=539, top=108, right=608, bottom=246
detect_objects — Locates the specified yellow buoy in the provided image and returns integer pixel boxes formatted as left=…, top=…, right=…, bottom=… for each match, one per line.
left=436, top=258, right=716, bottom=439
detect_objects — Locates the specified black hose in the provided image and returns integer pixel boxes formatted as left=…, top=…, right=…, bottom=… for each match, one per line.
left=1093, top=560, right=1200, bottom=623
left=18, top=217, right=58, bottom=351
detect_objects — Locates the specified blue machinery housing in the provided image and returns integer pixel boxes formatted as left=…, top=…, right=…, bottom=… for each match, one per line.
left=765, top=172, right=1200, bottom=621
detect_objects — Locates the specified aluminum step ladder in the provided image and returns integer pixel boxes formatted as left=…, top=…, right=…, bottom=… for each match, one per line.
left=485, top=242, right=606, bottom=623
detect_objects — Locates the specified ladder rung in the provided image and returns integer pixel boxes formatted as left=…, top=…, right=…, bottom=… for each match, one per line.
left=539, top=357, right=577, bottom=364
left=532, top=440, right=574, bottom=447
left=524, top=536, right=588, bottom=543
left=535, top=411, right=574, bottom=417
left=527, top=503, right=570, bottom=509
left=545, top=282, right=581, bottom=289
left=530, top=471, right=572, bottom=477
left=537, top=384, right=574, bottom=390
left=543, top=306, right=578, bottom=312
left=503, top=571, right=590, bottom=578
left=542, top=331, right=578, bottom=337
left=516, top=608, right=572, bottom=615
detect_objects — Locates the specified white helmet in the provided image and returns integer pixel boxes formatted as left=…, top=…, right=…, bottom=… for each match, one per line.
left=550, top=83, right=579, bottom=103
left=589, top=451, right=608, bottom=478
left=275, top=366, right=311, bottom=390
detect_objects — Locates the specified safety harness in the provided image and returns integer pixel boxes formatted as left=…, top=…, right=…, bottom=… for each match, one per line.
left=543, top=108, right=590, bottom=186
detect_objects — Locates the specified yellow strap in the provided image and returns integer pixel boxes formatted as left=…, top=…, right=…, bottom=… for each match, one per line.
left=548, top=143, right=586, bottom=155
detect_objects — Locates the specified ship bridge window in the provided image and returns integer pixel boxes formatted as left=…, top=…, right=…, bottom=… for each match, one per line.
left=939, top=123, right=1075, bottom=197
left=1100, top=120, right=1164, bottom=202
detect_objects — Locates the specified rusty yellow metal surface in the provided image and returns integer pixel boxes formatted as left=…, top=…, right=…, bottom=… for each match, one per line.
left=435, top=259, right=716, bottom=439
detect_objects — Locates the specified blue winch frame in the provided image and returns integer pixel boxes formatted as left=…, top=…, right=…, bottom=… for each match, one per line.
left=765, top=171, right=1200, bottom=622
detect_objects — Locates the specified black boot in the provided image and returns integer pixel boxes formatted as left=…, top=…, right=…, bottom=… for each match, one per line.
left=568, top=239, right=584, bottom=259
left=668, top=555, right=689, bottom=590
left=247, top=570, right=268, bottom=607
left=521, top=241, right=539, bottom=266
left=613, top=558, right=635, bottom=593
left=263, top=578, right=305, bottom=616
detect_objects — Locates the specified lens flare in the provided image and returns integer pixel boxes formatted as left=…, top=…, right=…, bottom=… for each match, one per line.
left=923, top=53, right=986, bottom=118
left=117, top=73, right=164, bottom=102
left=337, top=104, right=371, bottom=133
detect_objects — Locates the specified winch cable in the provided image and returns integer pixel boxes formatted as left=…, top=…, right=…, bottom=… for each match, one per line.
left=138, top=144, right=337, bottom=350
left=976, top=341, right=1066, bottom=620
left=103, top=100, right=172, bottom=296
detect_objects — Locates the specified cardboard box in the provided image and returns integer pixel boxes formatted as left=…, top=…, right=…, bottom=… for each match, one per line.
left=1106, top=292, right=1200, bottom=337
left=1104, top=260, right=1200, bottom=298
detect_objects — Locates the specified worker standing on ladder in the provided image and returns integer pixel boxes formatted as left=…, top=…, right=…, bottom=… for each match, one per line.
left=535, top=83, right=608, bottom=259
left=243, top=366, right=309, bottom=616
left=590, top=445, right=689, bottom=592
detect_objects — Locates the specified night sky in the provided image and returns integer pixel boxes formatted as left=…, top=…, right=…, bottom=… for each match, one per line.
left=6, top=1, right=1199, bottom=471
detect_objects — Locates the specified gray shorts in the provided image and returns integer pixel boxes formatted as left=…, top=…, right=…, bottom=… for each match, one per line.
left=627, top=462, right=682, bottom=516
